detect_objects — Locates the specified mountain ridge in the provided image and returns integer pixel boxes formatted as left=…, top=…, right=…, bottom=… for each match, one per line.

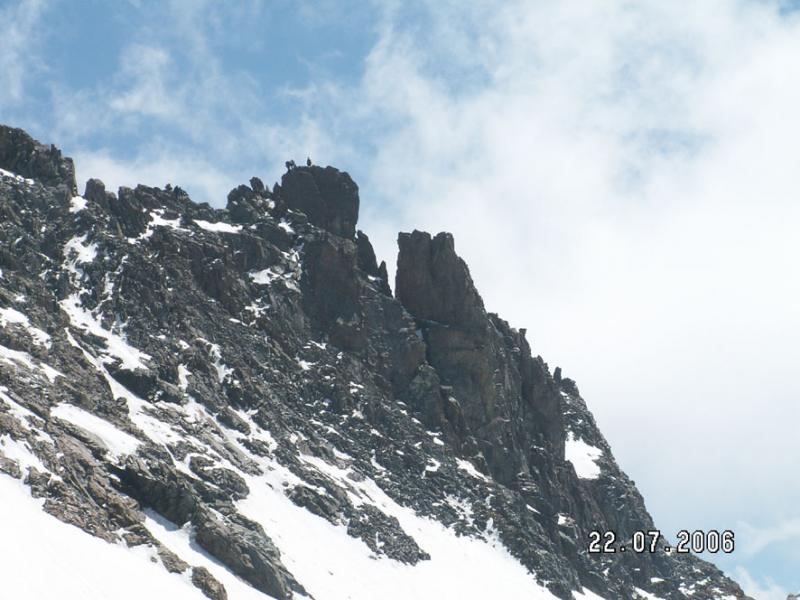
left=0, top=124, right=750, bottom=600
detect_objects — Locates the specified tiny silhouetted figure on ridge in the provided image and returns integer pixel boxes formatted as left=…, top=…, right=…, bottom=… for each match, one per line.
left=306, top=157, right=312, bottom=166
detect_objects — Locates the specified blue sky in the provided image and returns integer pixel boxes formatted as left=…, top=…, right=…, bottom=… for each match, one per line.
left=2, top=1, right=799, bottom=597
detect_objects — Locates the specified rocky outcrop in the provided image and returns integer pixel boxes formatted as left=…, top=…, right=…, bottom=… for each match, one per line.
left=395, top=230, right=563, bottom=486
left=396, top=231, right=487, bottom=334
left=0, top=124, right=77, bottom=195
left=192, top=566, right=228, bottom=600
left=301, top=231, right=365, bottom=351
left=193, top=509, right=305, bottom=600
left=356, top=230, right=392, bottom=295
left=279, top=165, right=359, bottom=238
left=0, top=124, right=751, bottom=600
left=226, top=178, right=274, bottom=224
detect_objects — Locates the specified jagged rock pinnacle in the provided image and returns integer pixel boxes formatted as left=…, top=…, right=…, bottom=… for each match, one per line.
left=396, top=230, right=487, bottom=333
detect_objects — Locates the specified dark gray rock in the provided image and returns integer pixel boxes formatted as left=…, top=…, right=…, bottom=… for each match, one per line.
left=0, top=124, right=77, bottom=194
left=249, top=176, right=266, bottom=195
left=280, top=165, right=359, bottom=238
left=107, top=366, right=159, bottom=401
left=193, top=509, right=305, bottom=600
left=396, top=230, right=487, bottom=334
left=356, top=230, right=380, bottom=275
left=191, top=566, right=228, bottom=600
left=0, top=455, right=22, bottom=479
left=347, top=504, right=430, bottom=564
left=157, top=545, right=190, bottom=573
left=226, top=182, right=273, bottom=224
left=356, top=230, right=392, bottom=295
left=118, top=453, right=199, bottom=526
left=301, top=231, right=365, bottom=351
left=395, top=229, right=564, bottom=486
left=84, top=178, right=113, bottom=211
left=189, top=455, right=250, bottom=501
left=288, top=484, right=344, bottom=523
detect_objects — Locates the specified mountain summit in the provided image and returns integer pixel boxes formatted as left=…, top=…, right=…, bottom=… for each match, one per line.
left=0, top=124, right=749, bottom=600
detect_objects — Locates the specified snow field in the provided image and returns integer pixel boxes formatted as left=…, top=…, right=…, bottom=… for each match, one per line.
left=0, top=474, right=206, bottom=600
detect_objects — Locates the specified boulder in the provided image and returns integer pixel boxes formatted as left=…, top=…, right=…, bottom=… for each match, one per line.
left=191, top=566, right=228, bottom=600
left=193, top=509, right=305, bottom=600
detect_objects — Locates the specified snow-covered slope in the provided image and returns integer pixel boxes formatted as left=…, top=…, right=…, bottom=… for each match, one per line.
left=0, top=475, right=205, bottom=600
left=0, top=124, right=750, bottom=600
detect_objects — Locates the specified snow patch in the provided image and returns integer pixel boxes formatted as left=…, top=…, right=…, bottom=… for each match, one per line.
left=564, top=432, right=603, bottom=479
left=149, top=210, right=183, bottom=230
left=297, top=358, right=314, bottom=371
left=456, top=458, right=488, bottom=481
left=249, top=268, right=281, bottom=285
left=60, top=294, right=151, bottom=370
left=424, top=458, right=441, bottom=474
left=0, top=434, right=48, bottom=474
left=177, top=364, right=191, bottom=392
left=205, top=342, right=233, bottom=383
left=64, top=329, right=182, bottom=451
left=64, top=234, right=98, bottom=267
left=0, top=167, right=34, bottom=186
left=0, top=307, right=51, bottom=347
left=51, top=403, right=141, bottom=460
left=443, top=494, right=475, bottom=527
left=0, top=343, right=62, bottom=382
left=194, top=219, right=242, bottom=234
left=69, top=195, right=88, bottom=213
left=243, top=301, right=268, bottom=320
left=129, top=209, right=188, bottom=243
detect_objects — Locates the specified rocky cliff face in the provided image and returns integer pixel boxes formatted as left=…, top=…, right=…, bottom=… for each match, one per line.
left=0, top=125, right=749, bottom=600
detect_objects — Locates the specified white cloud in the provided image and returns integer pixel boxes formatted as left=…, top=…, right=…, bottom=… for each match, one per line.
left=0, top=0, right=48, bottom=107
left=738, top=517, right=800, bottom=557
left=50, top=1, right=324, bottom=202
left=109, top=44, right=178, bottom=119
left=734, top=566, right=792, bottom=600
